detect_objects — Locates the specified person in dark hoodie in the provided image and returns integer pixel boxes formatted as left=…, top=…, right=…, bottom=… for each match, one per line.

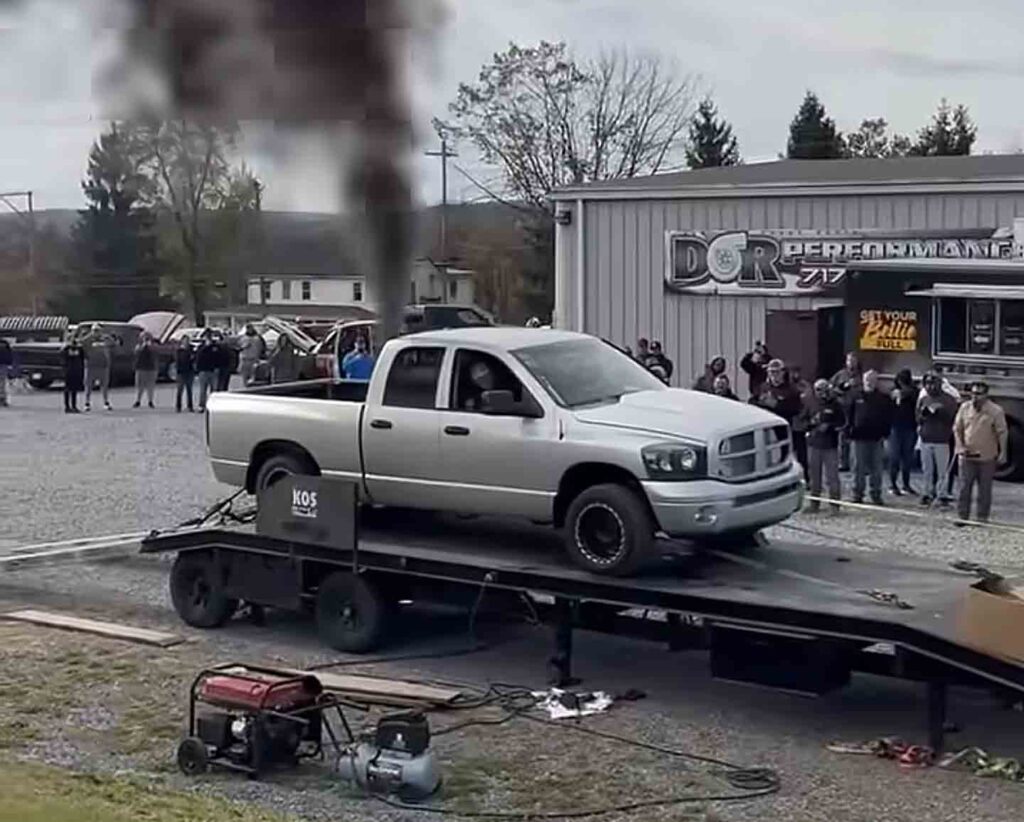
left=848, top=369, right=894, bottom=505
left=887, top=368, right=918, bottom=496
left=917, top=370, right=959, bottom=507
left=831, top=351, right=863, bottom=472
left=712, top=373, right=740, bottom=401
left=751, top=357, right=803, bottom=437
left=804, top=379, right=845, bottom=513
left=693, top=356, right=727, bottom=393
left=61, top=332, right=87, bottom=413
left=174, top=336, right=196, bottom=413
left=0, top=335, right=12, bottom=407
left=195, top=331, right=221, bottom=412
left=740, top=341, right=771, bottom=398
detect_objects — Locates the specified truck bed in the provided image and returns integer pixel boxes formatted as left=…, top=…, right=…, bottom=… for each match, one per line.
left=242, top=379, right=370, bottom=403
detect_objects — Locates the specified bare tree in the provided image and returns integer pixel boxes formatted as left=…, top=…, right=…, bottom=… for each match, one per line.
left=133, top=120, right=256, bottom=320
left=441, top=42, right=699, bottom=212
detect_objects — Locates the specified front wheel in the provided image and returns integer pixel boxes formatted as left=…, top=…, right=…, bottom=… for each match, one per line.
left=28, top=375, right=53, bottom=390
left=563, top=484, right=654, bottom=576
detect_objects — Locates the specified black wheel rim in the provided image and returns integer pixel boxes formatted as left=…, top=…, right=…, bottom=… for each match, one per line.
left=336, top=600, right=361, bottom=631
left=575, top=503, right=626, bottom=566
left=187, top=571, right=211, bottom=611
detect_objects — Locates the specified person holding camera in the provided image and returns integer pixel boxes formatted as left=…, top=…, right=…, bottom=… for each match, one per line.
left=804, top=379, right=845, bottom=513
left=830, top=351, right=863, bottom=471
left=740, top=341, right=771, bottom=398
left=954, top=381, right=1007, bottom=523
left=888, top=368, right=919, bottom=496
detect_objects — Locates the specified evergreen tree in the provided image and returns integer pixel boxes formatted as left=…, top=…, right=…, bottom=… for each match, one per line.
left=912, top=100, right=977, bottom=156
left=685, top=97, right=740, bottom=169
left=63, top=123, right=162, bottom=319
left=786, top=91, right=844, bottom=160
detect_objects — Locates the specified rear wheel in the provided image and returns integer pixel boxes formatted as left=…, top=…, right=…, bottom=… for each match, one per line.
left=564, top=484, right=654, bottom=576
left=254, top=451, right=318, bottom=494
left=170, top=552, right=238, bottom=628
left=315, top=572, right=388, bottom=653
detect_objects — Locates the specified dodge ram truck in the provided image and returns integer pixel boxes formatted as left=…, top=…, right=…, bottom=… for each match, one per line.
left=206, top=328, right=804, bottom=575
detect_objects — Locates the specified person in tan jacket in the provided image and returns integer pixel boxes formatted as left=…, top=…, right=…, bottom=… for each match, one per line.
left=954, top=381, right=1008, bottom=523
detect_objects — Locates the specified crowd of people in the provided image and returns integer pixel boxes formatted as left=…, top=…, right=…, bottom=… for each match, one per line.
left=682, top=344, right=1008, bottom=523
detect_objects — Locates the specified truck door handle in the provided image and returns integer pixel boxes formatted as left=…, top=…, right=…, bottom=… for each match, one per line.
left=370, top=418, right=393, bottom=430
left=444, top=425, right=471, bottom=437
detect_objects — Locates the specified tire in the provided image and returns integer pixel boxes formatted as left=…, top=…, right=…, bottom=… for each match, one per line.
left=28, top=376, right=53, bottom=390
left=254, top=451, right=318, bottom=494
left=165, top=359, right=178, bottom=383
left=996, top=422, right=1024, bottom=482
left=315, top=572, right=388, bottom=653
left=169, top=552, right=238, bottom=628
left=563, top=483, right=654, bottom=576
left=177, top=736, right=209, bottom=776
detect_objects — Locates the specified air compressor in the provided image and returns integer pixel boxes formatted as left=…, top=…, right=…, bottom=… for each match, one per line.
left=337, top=711, right=441, bottom=800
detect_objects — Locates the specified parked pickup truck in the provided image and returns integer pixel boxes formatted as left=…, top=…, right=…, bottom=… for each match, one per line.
left=14, top=311, right=185, bottom=389
left=207, top=328, right=804, bottom=575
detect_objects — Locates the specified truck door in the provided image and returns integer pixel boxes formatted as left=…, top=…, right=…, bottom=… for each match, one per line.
left=435, top=348, right=557, bottom=519
left=361, top=345, right=448, bottom=509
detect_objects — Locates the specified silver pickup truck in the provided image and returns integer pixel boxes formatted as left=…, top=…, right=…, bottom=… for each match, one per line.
left=207, top=328, right=803, bottom=575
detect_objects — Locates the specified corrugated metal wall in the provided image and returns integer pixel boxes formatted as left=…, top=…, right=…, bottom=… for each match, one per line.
left=559, top=192, right=1024, bottom=394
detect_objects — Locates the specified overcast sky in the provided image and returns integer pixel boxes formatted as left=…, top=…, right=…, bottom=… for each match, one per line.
left=1, top=0, right=1022, bottom=213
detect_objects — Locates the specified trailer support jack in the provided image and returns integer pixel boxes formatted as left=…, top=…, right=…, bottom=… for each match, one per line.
left=549, top=597, right=581, bottom=687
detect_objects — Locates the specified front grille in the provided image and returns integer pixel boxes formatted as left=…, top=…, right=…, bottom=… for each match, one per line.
left=716, top=424, right=793, bottom=482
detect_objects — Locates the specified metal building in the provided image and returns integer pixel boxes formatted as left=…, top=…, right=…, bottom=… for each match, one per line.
left=550, top=156, right=1024, bottom=395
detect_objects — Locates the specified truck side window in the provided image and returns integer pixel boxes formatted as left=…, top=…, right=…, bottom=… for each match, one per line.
left=382, top=347, right=445, bottom=409
left=450, top=349, right=526, bottom=412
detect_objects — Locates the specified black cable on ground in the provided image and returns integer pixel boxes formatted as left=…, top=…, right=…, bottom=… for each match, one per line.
left=361, top=681, right=780, bottom=819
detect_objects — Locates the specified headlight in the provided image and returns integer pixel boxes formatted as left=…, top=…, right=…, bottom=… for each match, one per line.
left=642, top=443, right=707, bottom=480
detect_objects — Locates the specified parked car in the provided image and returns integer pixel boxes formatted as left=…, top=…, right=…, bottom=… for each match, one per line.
left=206, top=327, right=804, bottom=576
left=14, top=311, right=186, bottom=388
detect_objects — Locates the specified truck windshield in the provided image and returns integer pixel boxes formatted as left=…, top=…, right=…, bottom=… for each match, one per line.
left=512, top=338, right=666, bottom=408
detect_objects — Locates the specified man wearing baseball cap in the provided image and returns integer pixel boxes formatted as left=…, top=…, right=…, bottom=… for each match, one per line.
left=954, top=381, right=1007, bottom=523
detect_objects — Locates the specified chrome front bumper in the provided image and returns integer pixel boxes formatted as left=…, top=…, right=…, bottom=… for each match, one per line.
left=642, top=462, right=804, bottom=537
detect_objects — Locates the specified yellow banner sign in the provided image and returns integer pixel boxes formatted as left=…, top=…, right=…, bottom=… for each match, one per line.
left=859, top=309, right=917, bottom=352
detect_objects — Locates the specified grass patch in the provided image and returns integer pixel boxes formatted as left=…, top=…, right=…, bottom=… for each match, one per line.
left=0, top=759, right=294, bottom=822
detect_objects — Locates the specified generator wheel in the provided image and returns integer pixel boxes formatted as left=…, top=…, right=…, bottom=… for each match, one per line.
left=177, top=736, right=209, bottom=776
left=170, top=552, right=238, bottom=628
left=316, top=572, right=388, bottom=653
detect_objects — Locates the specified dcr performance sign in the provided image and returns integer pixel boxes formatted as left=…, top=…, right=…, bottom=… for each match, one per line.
left=665, top=229, right=1019, bottom=296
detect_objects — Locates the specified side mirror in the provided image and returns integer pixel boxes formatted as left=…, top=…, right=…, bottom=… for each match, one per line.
left=481, top=389, right=543, bottom=418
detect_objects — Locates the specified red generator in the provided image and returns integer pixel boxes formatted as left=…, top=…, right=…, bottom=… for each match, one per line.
left=177, top=665, right=353, bottom=778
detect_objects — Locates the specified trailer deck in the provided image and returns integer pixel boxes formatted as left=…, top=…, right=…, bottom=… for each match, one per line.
left=142, top=508, right=1024, bottom=753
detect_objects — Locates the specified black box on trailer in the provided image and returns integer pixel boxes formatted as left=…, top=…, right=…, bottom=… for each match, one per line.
left=709, top=624, right=851, bottom=696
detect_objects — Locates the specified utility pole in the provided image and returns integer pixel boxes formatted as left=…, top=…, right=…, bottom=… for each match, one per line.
left=425, top=140, right=457, bottom=300
left=0, top=190, right=36, bottom=314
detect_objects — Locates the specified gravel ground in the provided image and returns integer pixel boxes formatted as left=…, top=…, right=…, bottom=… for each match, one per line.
left=2, top=381, right=1024, bottom=821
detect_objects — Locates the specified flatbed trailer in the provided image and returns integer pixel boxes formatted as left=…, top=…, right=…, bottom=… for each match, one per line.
left=141, top=481, right=1024, bottom=754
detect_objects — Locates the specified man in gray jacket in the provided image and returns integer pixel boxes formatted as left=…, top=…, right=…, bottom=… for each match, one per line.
left=81, top=323, right=114, bottom=411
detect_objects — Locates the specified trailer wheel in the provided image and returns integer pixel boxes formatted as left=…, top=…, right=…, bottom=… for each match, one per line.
left=170, top=552, right=238, bottom=628
left=564, top=484, right=653, bottom=576
left=177, top=736, right=209, bottom=776
left=316, top=572, right=388, bottom=653
left=254, top=451, right=317, bottom=493
left=996, top=422, right=1024, bottom=482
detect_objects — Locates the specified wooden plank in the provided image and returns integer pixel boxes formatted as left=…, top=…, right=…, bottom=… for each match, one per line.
left=1, top=609, right=185, bottom=648
left=0, top=539, right=142, bottom=571
left=220, top=665, right=463, bottom=707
